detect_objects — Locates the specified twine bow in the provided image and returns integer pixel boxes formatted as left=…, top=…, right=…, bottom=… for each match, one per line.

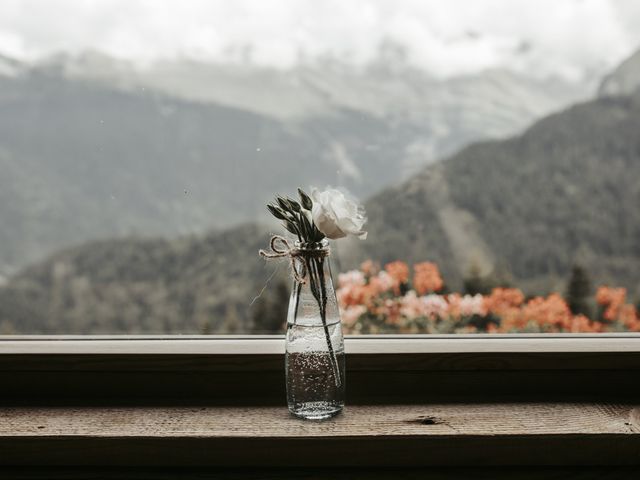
left=259, top=235, right=308, bottom=284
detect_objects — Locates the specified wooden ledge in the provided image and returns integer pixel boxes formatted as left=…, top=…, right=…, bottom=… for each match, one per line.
left=2, top=403, right=640, bottom=467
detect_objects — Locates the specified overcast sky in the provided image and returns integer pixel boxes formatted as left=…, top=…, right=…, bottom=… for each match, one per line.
left=1, top=0, right=639, bottom=81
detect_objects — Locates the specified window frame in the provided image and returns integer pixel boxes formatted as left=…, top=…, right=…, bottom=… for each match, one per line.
left=2, top=333, right=640, bottom=404
left=2, top=334, right=640, bottom=469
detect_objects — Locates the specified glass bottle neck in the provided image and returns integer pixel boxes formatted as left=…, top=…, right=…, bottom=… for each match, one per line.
left=294, top=238, right=330, bottom=253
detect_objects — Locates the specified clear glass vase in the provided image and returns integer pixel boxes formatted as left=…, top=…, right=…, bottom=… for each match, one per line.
left=285, top=239, right=345, bottom=420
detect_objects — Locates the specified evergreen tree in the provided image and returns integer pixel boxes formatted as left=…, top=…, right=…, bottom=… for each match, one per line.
left=566, top=264, right=592, bottom=318
left=463, top=262, right=487, bottom=295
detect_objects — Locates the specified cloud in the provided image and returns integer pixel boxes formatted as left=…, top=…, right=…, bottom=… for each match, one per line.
left=0, top=0, right=639, bottom=81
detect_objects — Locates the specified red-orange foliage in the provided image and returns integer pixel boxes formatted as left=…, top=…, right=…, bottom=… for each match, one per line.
left=596, top=286, right=640, bottom=331
left=413, top=262, right=443, bottom=295
left=483, top=288, right=524, bottom=316
left=337, top=260, right=640, bottom=334
left=384, top=261, right=409, bottom=294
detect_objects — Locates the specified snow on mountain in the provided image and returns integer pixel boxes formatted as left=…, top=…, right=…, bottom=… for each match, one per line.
left=599, top=48, right=640, bottom=97
left=34, top=50, right=593, bottom=177
left=0, top=53, right=23, bottom=77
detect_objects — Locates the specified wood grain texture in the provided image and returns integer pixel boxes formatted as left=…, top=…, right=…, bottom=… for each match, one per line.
left=2, top=403, right=637, bottom=437
left=1, top=403, right=640, bottom=467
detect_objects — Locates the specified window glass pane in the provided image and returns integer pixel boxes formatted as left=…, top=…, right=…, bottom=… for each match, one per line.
left=1, top=0, right=639, bottom=334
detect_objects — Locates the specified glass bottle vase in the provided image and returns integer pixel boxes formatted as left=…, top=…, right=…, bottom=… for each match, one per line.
left=285, top=239, right=345, bottom=420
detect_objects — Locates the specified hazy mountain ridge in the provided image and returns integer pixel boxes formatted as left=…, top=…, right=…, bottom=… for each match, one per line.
left=0, top=67, right=408, bottom=274
left=0, top=50, right=590, bottom=275
left=599, top=49, right=640, bottom=97
left=0, top=223, right=273, bottom=334
left=2, top=90, right=639, bottom=334
left=2, top=48, right=638, bottom=334
left=356, top=92, right=640, bottom=294
left=0, top=53, right=24, bottom=77
left=39, top=50, right=591, bottom=171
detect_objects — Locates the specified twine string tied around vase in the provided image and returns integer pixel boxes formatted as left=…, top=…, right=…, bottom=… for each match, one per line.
left=259, top=235, right=327, bottom=284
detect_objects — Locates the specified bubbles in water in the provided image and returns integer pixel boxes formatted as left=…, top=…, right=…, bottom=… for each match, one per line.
left=286, top=323, right=345, bottom=420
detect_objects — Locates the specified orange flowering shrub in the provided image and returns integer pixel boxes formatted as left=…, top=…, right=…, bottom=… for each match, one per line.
left=515, top=293, right=600, bottom=333
left=596, top=286, right=628, bottom=321
left=359, top=260, right=378, bottom=277
left=384, top=261, right=409, bottom=294
left=413, top=262, right=443, bottom=295
left=484, top=288, right=525, bottom=316
left=385, top=261, right=409, bottom=284
left=596, top=286, right=640, bottom=331
left=338, top=260, right=640, bottom=334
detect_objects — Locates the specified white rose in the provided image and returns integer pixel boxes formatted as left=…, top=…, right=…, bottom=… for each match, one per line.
left=311, top=188, right=367, bottom=240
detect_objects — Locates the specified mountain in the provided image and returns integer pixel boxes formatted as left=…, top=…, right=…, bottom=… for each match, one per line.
left=0, top=224, right=277, bottom=334
left=0, top=67, right=408, bottom=275
left=0, top=51, right=590, bottom=276
left=2, top=90, right=639, bottom=334
left=0, top=53, right=24, bottom=77
left=47, top=50, right=591, bottom=172
left=599, top=48, right=640, bottom=97
left=354, top=91, right=640, bottom=295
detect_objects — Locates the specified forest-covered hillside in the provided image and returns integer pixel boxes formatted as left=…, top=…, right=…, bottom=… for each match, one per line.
left=0, top=70, right=400, bottom=274
left=1, top=91, right=639, bottom=334
left=357, top=92, right=640, bottom=294
left=0, top=53, right=589, bottom=276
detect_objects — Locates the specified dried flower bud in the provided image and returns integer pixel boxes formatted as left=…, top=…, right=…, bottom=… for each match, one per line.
left=298, top=188, right=313, bottom=210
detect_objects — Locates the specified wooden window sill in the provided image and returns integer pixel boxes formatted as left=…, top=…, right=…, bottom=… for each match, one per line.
left=2, top=403, right=640, bottom=467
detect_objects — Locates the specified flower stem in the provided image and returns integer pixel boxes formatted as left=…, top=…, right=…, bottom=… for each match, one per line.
left=309, top=256, right=341, bottom=388
left=292, top=280, right=302, bottom=325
